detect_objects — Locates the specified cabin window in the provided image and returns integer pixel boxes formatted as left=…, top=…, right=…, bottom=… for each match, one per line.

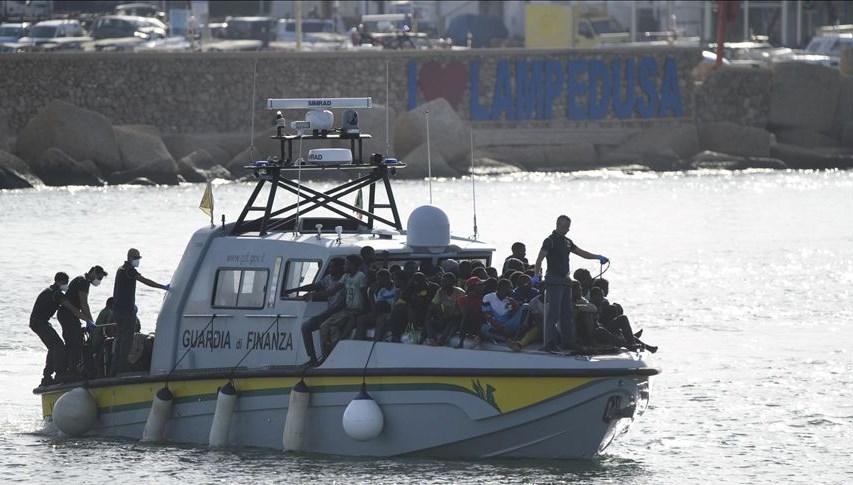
left=281, top=260, right=322, bottom=299
left=212, top=268, right=269, bottom=309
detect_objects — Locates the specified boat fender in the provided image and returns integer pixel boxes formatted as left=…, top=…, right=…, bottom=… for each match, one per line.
left=52, top=387, right=98, bottom=437
left=342, top=384, right=384, bottom=441
left=282, top=379, right=310, bottom=452
left=208, top=382, right=237, bottom=448
left=141, top=386, right=173, bottom=443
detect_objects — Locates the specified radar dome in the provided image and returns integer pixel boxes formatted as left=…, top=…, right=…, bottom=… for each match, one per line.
left=406, top=205, right=450, bottom=252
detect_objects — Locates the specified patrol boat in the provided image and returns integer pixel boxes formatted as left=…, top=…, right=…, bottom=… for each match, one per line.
left=34, top=97, right=659, bottom=459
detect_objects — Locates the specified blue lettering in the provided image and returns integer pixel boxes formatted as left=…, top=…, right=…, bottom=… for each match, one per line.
left=611, top=58, right=635, bottom=118
left=588, top=59, right=611, bottom=120
left=515, top=60, right=544, bottom=121
left=636, top=56, right=658, bottom=118
left=470, top=60, right=491, bottom=121
left=658, top=56, right=683, bottom=117
left=567, top=60, right=589, bottom=120
left=491, top=60, right=515, bottom=121
left=407, top=60, right=418, bottom=110
left=543, top=60, right=564, bottom=120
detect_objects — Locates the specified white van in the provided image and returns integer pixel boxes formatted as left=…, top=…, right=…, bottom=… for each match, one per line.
left=17, top=19, right=90, bottom=49
left=276, top=18, right=335, bottom=42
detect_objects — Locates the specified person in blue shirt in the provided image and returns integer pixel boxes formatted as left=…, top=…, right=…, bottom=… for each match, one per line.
left=533, top=215, right=608, bottom=351
left=110, top=248, right=170, bottom=376
left=30, top=272, right=91, bottom=386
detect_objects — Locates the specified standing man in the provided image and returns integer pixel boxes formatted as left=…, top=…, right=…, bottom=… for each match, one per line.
left=57, top=265, right=108, bottom=378
left=111, top=248, right=170, bottom=376
left=533, top=215, right=608, bottom=350
left=30, top=272, right=92, bottom=386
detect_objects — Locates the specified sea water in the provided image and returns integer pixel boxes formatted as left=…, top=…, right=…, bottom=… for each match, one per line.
left=0, top=169, right=851, bottom=484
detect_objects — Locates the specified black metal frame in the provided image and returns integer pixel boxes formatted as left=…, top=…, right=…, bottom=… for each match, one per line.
left=230, top=133, right=405, bottom=236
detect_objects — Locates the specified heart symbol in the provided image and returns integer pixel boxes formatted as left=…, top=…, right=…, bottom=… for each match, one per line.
left=418, top=61, right=469, bottom=110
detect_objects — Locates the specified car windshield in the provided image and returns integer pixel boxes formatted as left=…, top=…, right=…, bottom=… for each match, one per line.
left=0, top=26, right=22, bottom=36
left=30, top=25, right=57, bottom=38
left=591, top=19, right=626, bottom=34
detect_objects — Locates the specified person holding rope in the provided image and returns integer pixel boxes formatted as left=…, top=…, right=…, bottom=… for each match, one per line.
left=533, top=215, right=608, bottom=351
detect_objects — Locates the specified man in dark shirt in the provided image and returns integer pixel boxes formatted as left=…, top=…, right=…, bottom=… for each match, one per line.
left=533, top=215, right=608, bottom=350
left=30, top=272, right=91, bottom=386
left=111, top=248, right=170, bottom=376
left=57, top=265, right=107, bottom=377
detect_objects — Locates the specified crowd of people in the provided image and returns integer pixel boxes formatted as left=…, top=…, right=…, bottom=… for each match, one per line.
left=299, top=215, right=655, bottom=366
left=29, top=248, right=169, bottom=387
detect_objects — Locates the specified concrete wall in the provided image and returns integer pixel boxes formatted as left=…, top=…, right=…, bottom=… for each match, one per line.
left=0, top=47, right=699, bottom=142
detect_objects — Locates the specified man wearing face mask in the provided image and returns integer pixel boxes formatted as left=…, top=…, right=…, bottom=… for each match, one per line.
left=111, top=248, right=170, bottom=376
left=57, top=266, right=107, bottom=379
left=30, top=272, right=91, bottom=387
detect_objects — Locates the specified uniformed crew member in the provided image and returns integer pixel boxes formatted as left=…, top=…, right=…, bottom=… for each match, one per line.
left=110, top=248, right=169, bottom=376
left=30, top=272, right=91, bottom=387
left=57, top=265, right=107, bottom=378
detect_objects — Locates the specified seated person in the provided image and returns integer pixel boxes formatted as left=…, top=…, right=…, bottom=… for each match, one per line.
left=512, top=273, right=540, bottom=303
left=573, top=268, right=594, bottom=300
left=572, top=282, right=628, bottom=350
left=355, top=269, right=397, bottom=341
left=425, top=273, right=465, bottom=346
left=318, top=255, right=368, bottom=357
left=296, top=257, right=345, bottom=366
left=390, top=272, right=438, bottom=343
left=480, top=278, right=528, bottom=343
left=456, top=277, right=486, bottom=349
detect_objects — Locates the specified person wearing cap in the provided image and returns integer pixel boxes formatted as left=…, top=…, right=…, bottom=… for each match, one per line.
left=533, top=215, right=608, bottom=351
left=30, top=272, right=92, bottom=386
left=57, top=265, right=108, bottom=378
left=110, top=248, right=170, bottom=376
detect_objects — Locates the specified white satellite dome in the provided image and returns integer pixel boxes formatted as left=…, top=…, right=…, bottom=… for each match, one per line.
left=406, top=205, right=450, bottom=252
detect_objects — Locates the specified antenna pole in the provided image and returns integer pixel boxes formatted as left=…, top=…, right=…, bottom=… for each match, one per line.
left=248, top=59, right=258, bottom=163
left=470, top=128, right=478, bottom=240
left=425, top=109, right=432, bottom=204
left=385, top=59, right=390, bottom=157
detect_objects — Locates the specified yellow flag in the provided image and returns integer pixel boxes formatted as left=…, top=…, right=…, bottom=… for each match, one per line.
left=199, top=182, right=214, bottom=218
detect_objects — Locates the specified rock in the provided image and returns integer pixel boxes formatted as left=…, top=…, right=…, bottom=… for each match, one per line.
left=689, top=150, right=787, bottom=170
left=773, top=128, right=840, bottom=148
left=114, top=125, right=179, bottom=179
left=0, top=148, right=42, bottom=189
left=698, top=121, right=771, bottom=158
left=694, top=65, right=772, bottom=127
left=770, top=142, right=837, bottom=169
left=479, top=146, right=545, bottom=171
left=180, top=149, right=216, bottom=171
left=125, top=177, right=157, bottom=186
left=841, top=121, right=853, bottom=148
left=397, top=142, right=459, bottom=179
left=177, top=151, right=232, bottom=182
left=32, top=147, right=104, bottom=186
left=175, top=155, right=209, bottom=183
left=395, top=98, right=470, bottom=170
left=769, top=62, right=840, bottom=132
left=469, top=156, right=522, bottom=175
left=542, top=144, right=598, bottom=170
left=106, top=158, right=182, bottom=185
left=226, top=127, right=281, bottom=175
left=163, top=132, right=249, bottom=168
left=600, top=124, right=699, bottom=166
left=14, top=100, right=121, bottom=173
left=832, top=75, right=853, bottom=141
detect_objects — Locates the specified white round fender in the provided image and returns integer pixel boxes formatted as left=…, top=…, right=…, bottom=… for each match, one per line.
left=209, top=382, right=237, bottom=448
left=282, top=379, right=310, bottom=452
left=342, top=384, right=384, bottom=441
left=52, top=387, right=98, bottom=437
left=141, top=386, right=173, bottom=443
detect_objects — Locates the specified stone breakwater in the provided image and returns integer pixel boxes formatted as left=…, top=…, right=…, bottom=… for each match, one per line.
left=0, top=48, right=850, bottom=189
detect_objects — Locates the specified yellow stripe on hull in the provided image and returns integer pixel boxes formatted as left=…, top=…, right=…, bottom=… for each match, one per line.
left=41, top=375, right=602, bottom=418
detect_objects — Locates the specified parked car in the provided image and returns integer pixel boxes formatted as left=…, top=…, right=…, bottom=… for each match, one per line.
left=90, top=15, right=167, bottom=40
left=16, top=19, right=90, bottom=50
left=221, top=16, right=276, bottom=47
left=115, top=2, right=166, bottom=22
left=0, top=22, right=30, bottom=42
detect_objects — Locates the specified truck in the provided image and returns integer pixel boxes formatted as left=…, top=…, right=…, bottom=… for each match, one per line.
left=524, top=3, right=628, bottom=49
